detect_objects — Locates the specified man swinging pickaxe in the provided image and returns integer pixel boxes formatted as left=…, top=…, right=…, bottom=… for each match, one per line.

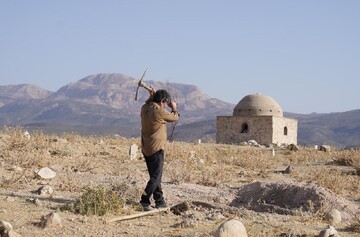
left=135, top=69, right=179, bottom=142
left=135, top=69, right=180, bottom=211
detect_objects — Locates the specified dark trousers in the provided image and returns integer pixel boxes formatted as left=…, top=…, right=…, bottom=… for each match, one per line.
left=140, top=149, right=165, bottom=205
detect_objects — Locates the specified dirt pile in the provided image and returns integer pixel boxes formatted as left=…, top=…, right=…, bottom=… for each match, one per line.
left=231, top=181, right=360, bottom=223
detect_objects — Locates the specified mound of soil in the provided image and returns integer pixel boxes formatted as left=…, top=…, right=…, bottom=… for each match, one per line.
left=231, top=181, right=359, bottom=222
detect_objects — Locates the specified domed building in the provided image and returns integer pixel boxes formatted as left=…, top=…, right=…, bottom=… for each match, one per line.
left=216, top=93, right=297, bottom=145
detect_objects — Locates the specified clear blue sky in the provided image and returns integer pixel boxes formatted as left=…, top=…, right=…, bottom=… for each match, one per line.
left=1, top=1, right=359, bottom=114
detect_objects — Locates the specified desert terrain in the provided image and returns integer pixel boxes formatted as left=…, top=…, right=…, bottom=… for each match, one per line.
left=0, top=126, right=359, bottom=236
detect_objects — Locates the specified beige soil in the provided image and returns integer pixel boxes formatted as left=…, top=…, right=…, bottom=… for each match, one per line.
left=0, top=131, right=359, bottom=236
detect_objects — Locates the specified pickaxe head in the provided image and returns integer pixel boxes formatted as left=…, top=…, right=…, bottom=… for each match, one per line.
left=135, top=68, right=154, bottom=101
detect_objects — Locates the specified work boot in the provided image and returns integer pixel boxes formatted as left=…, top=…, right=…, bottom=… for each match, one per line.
left=141, top=203, right=153, bottom=212
left=155, top=201, right=168, bottom=209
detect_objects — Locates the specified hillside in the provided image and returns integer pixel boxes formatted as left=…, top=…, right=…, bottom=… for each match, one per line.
left=0, top=73, right=359, bottom=147
left=287, top=111, right=360, bottom=148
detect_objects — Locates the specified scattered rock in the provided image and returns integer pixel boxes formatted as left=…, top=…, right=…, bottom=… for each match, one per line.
left=24, top=131, right=31, bottom=140
left=170, top=201, right=190, bottom=215
left=36, top=185, right=54, bottom=195
left=248, top=140, right=260, bottom=147
left=129, top=144, right=138, bottom=160
left=320, top=145, right=331, bottom=152
left=324, top=209, right=341, bottom=226
left=8, top=166, right=23, bottom=172
left=215, top=219, right=248, bottom=237
left=27, top=198, right=41, bottom=206
left=206, top=211, right=225, bottom=221
left=318, top=225, right=339, bottom=237
left=180, top=213, right=198, bottom=228
left=99, top=151, right=110, bottom=156
left=0, top=220, right=22, bottom=237
left=287, top=143, right=299, bottom=151
left=39, top=212, right=62, bottom=228
left=274, top=165, right=293, bottom=174
left=35, top=167, right=57, bottom=179
left=0, top=220, right=13, bottom=233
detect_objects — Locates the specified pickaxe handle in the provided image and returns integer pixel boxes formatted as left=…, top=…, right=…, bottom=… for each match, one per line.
left=138, top=80, right=154, bottom=93
left=135, top=69, right=155, bottom=101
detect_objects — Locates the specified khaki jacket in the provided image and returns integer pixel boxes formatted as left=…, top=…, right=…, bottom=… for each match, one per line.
left=141, top=102, right=179, bottom=157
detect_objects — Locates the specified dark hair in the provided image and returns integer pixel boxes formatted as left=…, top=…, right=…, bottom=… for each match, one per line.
left=153, top=89, right=171, bottom=103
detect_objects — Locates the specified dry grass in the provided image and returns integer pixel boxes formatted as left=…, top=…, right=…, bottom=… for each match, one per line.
left=0, top=127, right=359, bottom=236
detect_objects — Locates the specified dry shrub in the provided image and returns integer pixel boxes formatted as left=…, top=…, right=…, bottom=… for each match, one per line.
left=196, top=160, right=232, bottom=187
left=232, top=149, right=276, bottom=171
left=70, top=156, right=101, bottom=173
left=58, top=174, right=84, bottom=192
left=287, top=148, right=330, bottom=164
left=332, top=149, right=360, bottom=165
left=166, top=159, right=194, bottom=184
left=62, top=132, right=82, bottom=143
left=166, top=142, right=239, bottom=186
left=1, top=126, right=30, bottom=151
left=1, top=126, right=52, bottom=168
left=295, top=167, right=360, bottom=197
left=0, top=169, right=27, bottom=188
left=30, top=130, right=51, bottom=151
left=62, top=185, right=123, bottom=216
left=333, top=157, right=354, bottom=166
left=61, top=183, right=141, bottom=216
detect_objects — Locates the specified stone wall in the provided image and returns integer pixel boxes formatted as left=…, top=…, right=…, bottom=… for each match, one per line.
left=272, top=117, right=297, bottom=145
left=216, top=116, right=298, bottom=145
left=216, top=116, right=273, bottom=145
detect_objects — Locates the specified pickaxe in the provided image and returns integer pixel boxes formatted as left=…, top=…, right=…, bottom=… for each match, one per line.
left=135, top=69, right=155, bottom=101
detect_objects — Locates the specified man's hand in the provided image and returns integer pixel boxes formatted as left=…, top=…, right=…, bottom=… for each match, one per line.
left=168, top=101, right=177, bottom=112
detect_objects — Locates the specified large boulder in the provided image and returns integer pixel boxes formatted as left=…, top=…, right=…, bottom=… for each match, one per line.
left=215, top=219, right=248, bottom=237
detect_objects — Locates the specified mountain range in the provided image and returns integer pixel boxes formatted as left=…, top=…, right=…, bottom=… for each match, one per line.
left=0, top=73, right=359, bottom=148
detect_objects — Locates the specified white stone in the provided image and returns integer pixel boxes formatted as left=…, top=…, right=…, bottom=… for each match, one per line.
left=24, top=131, right=31, bottom=140
left=37, top=185, right=54, bottom=195
left=325, top=209, right=341, bottom=226
left=215, top=219, right=248, bottom=237
left=0, top=220, right=13, bottom=232
left=318, top=225, right=339, bottom=237
left=35, top=167, right=57, bottom=179
left=40, top=212, right=62, bottom=228
left=129, top=144, right=138, bottom=160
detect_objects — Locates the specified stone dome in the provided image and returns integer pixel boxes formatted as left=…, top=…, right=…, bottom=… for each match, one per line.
left=233, top=93, right=283, bottom=117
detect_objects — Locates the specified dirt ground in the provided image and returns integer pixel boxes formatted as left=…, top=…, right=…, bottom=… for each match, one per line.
left=0, top=129, right=359, bottom=236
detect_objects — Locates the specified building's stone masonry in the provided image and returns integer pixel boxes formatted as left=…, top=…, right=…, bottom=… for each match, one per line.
left=272, top=116, right=297, bottom=145
left=216, top=94, right=297, bottom=146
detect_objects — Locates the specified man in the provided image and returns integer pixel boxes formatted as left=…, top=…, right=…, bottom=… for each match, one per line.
left=140, top=89, right=180, bottom=211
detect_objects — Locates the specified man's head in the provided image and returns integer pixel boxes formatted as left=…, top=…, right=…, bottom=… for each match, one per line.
left=153, top=90, right=171, bottom=104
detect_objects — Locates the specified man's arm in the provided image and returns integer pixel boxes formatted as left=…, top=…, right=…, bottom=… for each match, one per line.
left=162, top=101, right=180, bottom=122
left=145, top=88, right=156, bottom=104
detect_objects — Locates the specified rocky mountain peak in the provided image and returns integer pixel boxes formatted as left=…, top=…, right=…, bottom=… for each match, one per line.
left=0, top=84, right=53, bottom=107
left=0, top=84, right=52, bottom=99
left=77, top=73, right=134, bottom=87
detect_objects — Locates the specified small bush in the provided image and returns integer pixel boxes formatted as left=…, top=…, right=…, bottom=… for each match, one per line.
left=71, top=185, right=123, bottom=216
left=1, top=126, right=30, bottom=151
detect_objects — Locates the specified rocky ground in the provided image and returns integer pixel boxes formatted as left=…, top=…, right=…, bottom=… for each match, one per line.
left=0, top=128, right=359, bottom=236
